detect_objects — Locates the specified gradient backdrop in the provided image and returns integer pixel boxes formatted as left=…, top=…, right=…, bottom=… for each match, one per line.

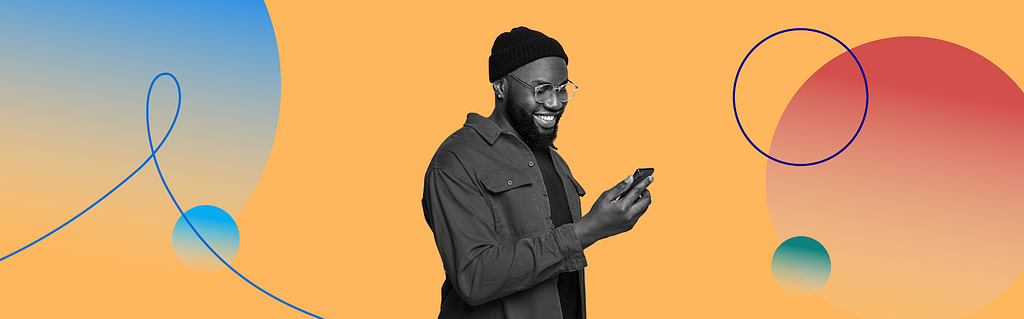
left=1, top=1, right=1023, bottom=318
left=767, top=36, right=1024, bottom=319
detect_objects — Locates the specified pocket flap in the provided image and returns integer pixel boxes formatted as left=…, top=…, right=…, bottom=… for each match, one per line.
left=481, top=169, right=532, bottom=193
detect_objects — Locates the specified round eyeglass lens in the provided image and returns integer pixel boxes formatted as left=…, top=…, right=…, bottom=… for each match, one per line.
left=559, top=83, right=577, bottom=102
left=534, top=85, right=555, bottom=103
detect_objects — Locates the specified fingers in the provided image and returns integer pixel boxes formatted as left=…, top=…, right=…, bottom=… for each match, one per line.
left=619, top=174, right=635, bottom=191
left=600, top=174, right=635, bottom=202
left=628, top=188, right=653, bottom=219
left=620, top=175, right=654, bottom=204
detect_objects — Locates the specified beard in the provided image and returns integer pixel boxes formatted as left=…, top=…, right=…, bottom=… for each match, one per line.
left=505, top=92, right=560, bottom=148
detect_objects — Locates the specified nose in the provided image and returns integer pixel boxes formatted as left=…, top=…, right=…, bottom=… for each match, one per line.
left=542, top=95, right=564, bottom=111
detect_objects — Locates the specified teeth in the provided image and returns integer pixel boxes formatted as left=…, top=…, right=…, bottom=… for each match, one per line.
left=536, top=115, right=554, bottom=121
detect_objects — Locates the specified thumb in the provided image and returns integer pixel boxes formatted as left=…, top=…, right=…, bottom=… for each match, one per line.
left=610, top=174, right=635, bottom=199
left=619, top=174, right=635, bottom=189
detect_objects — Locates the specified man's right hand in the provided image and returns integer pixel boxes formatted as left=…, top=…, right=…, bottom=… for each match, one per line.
left=573, top=174, right=654, bottom=249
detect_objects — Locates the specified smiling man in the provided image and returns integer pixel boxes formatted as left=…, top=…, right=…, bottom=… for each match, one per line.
left=422, top=27, right=654, bottom=319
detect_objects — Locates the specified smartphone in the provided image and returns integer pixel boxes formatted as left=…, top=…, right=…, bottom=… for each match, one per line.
left=618, top=168, right=654, bottom=200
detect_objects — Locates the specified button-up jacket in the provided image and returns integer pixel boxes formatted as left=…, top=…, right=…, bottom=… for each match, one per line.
left=423, top=113, right=588, bottom=319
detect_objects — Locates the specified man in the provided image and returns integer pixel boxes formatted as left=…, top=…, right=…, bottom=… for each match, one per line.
left=422, top=26, right=654, bottom=319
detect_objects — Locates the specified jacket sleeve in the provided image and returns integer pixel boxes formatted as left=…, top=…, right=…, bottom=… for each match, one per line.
left=423, top=164, right=587, bottom=306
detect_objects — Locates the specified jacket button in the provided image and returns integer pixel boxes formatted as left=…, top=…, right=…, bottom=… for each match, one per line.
left=528, top=161, right=535, bottom=167
left=507, top=179, right=513, bottom=186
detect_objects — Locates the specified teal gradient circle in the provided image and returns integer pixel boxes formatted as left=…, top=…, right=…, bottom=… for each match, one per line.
left=171, top=205, right=240, bottom=273
left=771, top=236, right=831, bottom=296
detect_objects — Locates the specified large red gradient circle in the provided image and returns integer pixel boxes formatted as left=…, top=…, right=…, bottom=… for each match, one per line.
left=768, top=37, right=1024, bottom=319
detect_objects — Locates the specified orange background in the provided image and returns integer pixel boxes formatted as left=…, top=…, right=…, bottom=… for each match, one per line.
left=260, top=1, right=1024, bottom=318
left=2, top=1, right=1023, bottom=318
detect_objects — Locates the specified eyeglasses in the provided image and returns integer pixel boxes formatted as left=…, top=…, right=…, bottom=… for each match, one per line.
left=506, top=73, right=578, bottom=104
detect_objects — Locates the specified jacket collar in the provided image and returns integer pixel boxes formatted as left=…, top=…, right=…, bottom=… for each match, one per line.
left=464, top=112, right=558, bottom=149
left=464, top=113, right=505, bottom=145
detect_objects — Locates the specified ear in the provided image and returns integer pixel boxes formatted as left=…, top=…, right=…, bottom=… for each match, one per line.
left=492, top=78, right=506, bottom=99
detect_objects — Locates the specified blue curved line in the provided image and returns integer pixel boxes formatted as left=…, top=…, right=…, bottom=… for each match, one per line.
left=0, top=154, right=158, bottom=263
left=1, top=73, right=321, bottom=318
left=145, top=73, right=322, bottom=318
left=733, top=27, right=870, bottom=166
left=0, top=71, right=182, bottom=263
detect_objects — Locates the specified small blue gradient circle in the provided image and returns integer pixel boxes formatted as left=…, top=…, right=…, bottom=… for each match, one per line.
left=172, top=205, right=240, bottom=273
left=771, top=236, right=831, bottom=296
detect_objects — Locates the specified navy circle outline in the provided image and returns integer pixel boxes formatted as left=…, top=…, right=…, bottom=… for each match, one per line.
left=732, top=28, right=869, bottom=166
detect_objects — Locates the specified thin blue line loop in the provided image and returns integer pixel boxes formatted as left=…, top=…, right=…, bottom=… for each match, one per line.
left=732, top=28, right=869, bottom=166
left=2, top=73, right=321, bottom=318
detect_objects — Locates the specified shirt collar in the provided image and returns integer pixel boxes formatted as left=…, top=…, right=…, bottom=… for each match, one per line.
left=464, top=113, right=504, bottom=145
left=463, top=112, right=558, bottom=149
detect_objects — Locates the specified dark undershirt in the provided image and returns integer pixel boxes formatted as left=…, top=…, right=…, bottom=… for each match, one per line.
left=529, top=144, right=581, bottom=319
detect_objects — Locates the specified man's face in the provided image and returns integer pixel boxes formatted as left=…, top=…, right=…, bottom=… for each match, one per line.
left=503, top=56, right=569, bottom=148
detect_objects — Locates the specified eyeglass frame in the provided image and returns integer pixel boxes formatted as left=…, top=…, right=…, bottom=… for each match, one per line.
left=505, top=73, right=578, bottom=104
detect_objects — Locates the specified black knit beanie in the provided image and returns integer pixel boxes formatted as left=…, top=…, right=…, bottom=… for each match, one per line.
left=488, top=26, right=568, bottom=83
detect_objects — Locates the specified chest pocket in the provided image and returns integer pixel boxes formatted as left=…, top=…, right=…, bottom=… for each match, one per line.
left=480, top=168, right=544, bottom=236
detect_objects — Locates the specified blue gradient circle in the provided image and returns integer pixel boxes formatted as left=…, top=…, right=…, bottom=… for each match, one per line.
left=771, top=236, right=831, bottom=296
left=172, top=205, right=240, bottom=273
